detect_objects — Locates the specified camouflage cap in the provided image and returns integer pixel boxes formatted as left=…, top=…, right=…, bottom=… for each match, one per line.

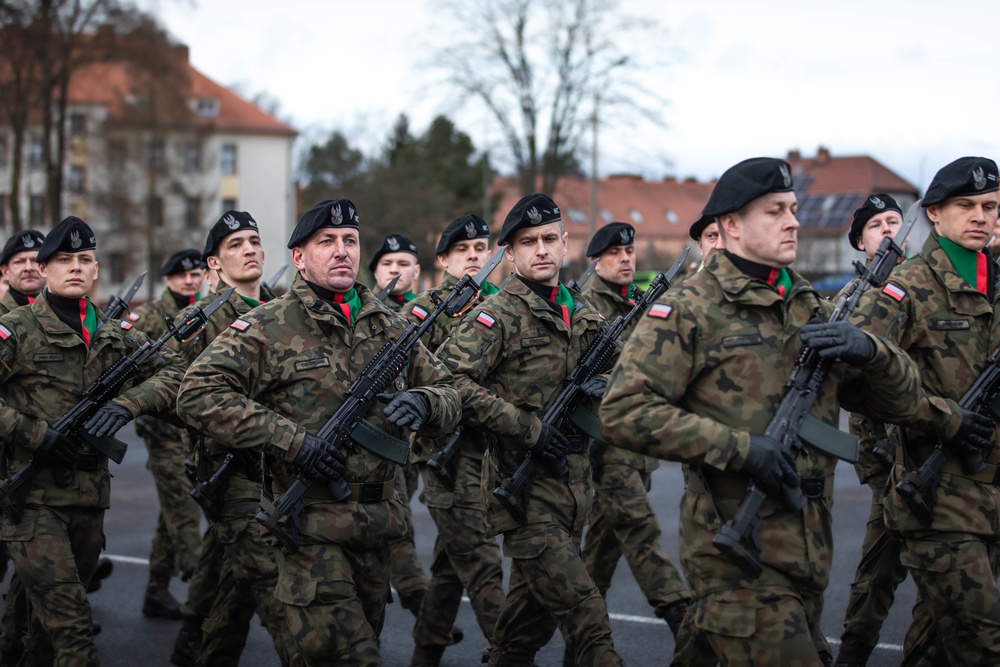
left=701, top=157, right=795, bottom=218
left=0, top=229, right=46, bottom=266
left=849, top=193, right=902, bottom=250
left=922, top=157, right=999, bottom=207
left=367, top=234, right=418, bottom=272
left=161, top=248, right=206, bottom=276
left=689, top=214, right=714, bottom=241
left=36, top=216, right=96, bottom=263
left=586, top=222, right=635, bottom=258
left=202, top=210, right=259, bottom=260
left=287, top=197, right=360, bottom=249
left=436, top=213, right=491, bottom=255
left=497, top=193, right=561, bottom=246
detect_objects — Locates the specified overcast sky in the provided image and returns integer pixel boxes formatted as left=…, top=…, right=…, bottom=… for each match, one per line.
left=141, top=0, right=1000, bottom=191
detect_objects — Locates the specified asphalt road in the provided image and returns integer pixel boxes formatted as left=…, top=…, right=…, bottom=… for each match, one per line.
left=15, top=422, right=916, bottom=666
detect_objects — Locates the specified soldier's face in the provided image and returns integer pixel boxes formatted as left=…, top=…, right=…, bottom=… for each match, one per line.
left=208, top=231, right=264, bottom=285
left=39, top=250, right=98, bottom=299
left=696, top=222, right=724, bottom=259
left=594, top=245, right=635, bottom=286
left=292, top=228, right=360, bottom=293
left=927, top=193, right=999, bottom=251
left=1, top=250, right=44, bottom=295
left=857, top=210, right=903, bottom=260
left=373, top=252, right=420, bottom=295
left=439, top=239, right=489, bottom=281
left=720, top=192, right=799, bottom=268
left=165, top=268, right=206, bottom=297
left=505, top=223, right=568, bottom=286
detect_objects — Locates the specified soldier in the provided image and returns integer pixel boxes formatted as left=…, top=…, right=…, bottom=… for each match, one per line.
left=575, top=222, right=692, bottom=662
left=0, top=230, right=46, bottom=316
left=371, top=233, right=421, bottom=311
left=0, top=216, right=184, bottom=666
left=129, top=249, right=207, bottom=620
left=176, top=197, right=461, bottom=665
left=600, top=158, right=926, bottom=666
left=407, top=213, right=504, bottom=667
left=690, top=215, right=725, bottom=264
left=438, top=194, right=625, bottom=667
left=850, top=157, right=1000, bottom=665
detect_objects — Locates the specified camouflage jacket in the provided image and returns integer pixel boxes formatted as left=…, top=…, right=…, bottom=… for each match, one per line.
left=0, top=290, right=26, bottom=317
left=583, top=275, right=658, bottom=475
left=0, top=292, right=184, bottom=509
left=383, top=291, right=411, bottom=313
left=130, top=288, right=187, bottom=341
left=176, top=274, right=461, bottom=546
left=851, top=233, right=1000, bottom=535
left=438, top=275, right=607, bottom=536
left=600, top=251, right=923, bottom=595
left=170, top=279, right=274, bottom=367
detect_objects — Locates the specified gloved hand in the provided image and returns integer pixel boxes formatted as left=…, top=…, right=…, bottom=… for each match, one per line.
left=945, top=409, right=993, bottom=456
left=530, top=422, right=570, bottom=466
left=379, top=391, right=431, bottom=431
left=738, top=435, right=800, bottom=497
left=83, top=402, right=134, bottom=438
left=580, top=376, right=609, bottom=399
left=799, top=320, right=876, bottom=366
left=293, top=433, right=347, bottom=482
left=35, top=427, right=76, bottom=467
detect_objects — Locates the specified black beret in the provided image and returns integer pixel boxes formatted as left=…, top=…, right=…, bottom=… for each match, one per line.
left=923, top=157, right=999, bottom=207
left=368, top=234, right=418, bottom=273
left=0, top=229, right=46, bottom=266
left=436, top=214, right=491, bottom=255
left=702, top=157, right=795, bottom=218
left=161, top=248, right=206, bottom=276
left=36, top=216, right=96, bottom=263
left=287, top=197, right=360, bottom=249
left=849, top=193, right=902, bottom=251
left=497, top=193, right=561, bottom=246
left=202, top=210, right=259, bottom=260
left=586, top=222, right=635, bottom=258
left=689, top=214, right=714, bottom=241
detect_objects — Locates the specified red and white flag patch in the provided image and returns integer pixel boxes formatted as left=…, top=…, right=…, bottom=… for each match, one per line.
left=475, top=312, right=496, bottom=328
left=411, top=305, right=428, bottom=321
left=120, top=321, right=133, bottom=330
left=230, top=318, right=251, bottom=332
left=128, top=312, right=140, bottom=322
left=0, top=324, right=11, bottom=340
left=648, top=304, right=673, bottom=320
left=882, top=283, right=906, bottom=302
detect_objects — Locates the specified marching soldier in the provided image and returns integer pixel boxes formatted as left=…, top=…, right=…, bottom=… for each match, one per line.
left=438, top=194, right=626, bottom=667
left=600, top=158, right=926, bottom=666
left=850, top=157, right=1000, bottom=665
left=371, top=233, right=421, bottom=311
left=129, top=249, right=207, bottom=620
left=0, top=230, right=46, bottom=316
left=177, top=197, right=461, bottom=666
left=407, top=213, right=504, bottom=666
left=0, top=216, right=184, bottom=666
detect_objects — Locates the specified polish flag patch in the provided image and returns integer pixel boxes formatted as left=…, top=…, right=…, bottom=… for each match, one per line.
left=120, top=321, right=133, bottom=330
left=648, top=304, right=673, bottom=320
left=230, top=319, right=251, bottom=332
left=0, top=324, right=11, bottom=340
left=882, top=283, right=906, bottom=302
left=128, top=312, right=140, bottom=322
left=411, top=305, right=428, bottom=321
left=475, top=312, right=496, bottom=328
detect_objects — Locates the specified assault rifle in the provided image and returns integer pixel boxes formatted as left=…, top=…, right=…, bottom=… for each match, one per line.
left=712, top=201, right=918, bottom=578
left=190, top=448, right=264, bottom=522
left=426, top=427, right=481, bottom=492
left=0, top=288, right=235, bottom=523
left=104, top=272, right=147, bottom=321
left=255, top=248, right=507, bottom=551
left=493, top=247, right=691, bottom=524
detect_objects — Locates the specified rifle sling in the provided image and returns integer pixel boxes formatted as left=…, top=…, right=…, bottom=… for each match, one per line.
left=350, top=420, right=410, bottom=465
left=79, top=432, right=128, bottom=465
left=798, top=415, right=858, bottom=463
left=569, top=405, right=609, bottom=445
left=895, top=444, right=1000, bottom=484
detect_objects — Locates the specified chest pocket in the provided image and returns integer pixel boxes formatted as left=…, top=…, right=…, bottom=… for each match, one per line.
left=722, top=333, right=763, bottom=348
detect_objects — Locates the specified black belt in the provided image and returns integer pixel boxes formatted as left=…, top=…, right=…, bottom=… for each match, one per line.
left=566, top=435, right=586, bottom=453
left=799, top=475, right=826, bottom=500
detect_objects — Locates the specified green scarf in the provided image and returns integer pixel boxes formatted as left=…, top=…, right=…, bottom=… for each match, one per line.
left=938, top=235, right=989, bottom=293
left=239, top=295, right=262, bottom=309
left=553, top=283, right=576, bottom=327
left=479, top=281, right=499, bottom=297
left=332, top=288, right=362, bottom=326
left=82, top=298, right=98, bottom=347
left=767, top=268, right=793, bottom=300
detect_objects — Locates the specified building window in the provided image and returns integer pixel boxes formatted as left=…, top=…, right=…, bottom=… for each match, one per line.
left=0, top=134, right=7, bottom=168
left=221, top=144, right=237, bottom=175
left=183, top=142, right=201, bottom=173
left=108, top=140, right=126, bottom=173
left=29, top=195, right=45, bottom=227
left=108, top=207, right=122, bottom=231
left=599, top=208, right=613, bottom=223
left=69, top=113, right=87, bottom=137
left=147, top=140, right=164, bottom=170
left=196, top=98, right=219, bottom=117
left=148, top=196, right=164, bottom=228
left=68, top=165, right=86, bottom=194
left=628, top=208, right=644, bottom=225
left=663, top=209, right=679, bottom=225
left=567, top=208, right=586, bottom=224
left=185, top=197, right=200, bottom=229
left=29, top=136, right=44, bottom=169
left=222, top=198, right=237, bottom=213
left=108, top=253, right=126, bottom=284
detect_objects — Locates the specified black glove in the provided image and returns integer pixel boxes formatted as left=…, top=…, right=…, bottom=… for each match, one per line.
left=799, top=320, right=876, bottom=366
left=580, top=376, right=609, bottom=399
left=293, top=433, right=347, bottom=482
left=946, top=409, right=993, bottom=455
left=35, top=427, right=76, bottom=467
left=83, top=402, right=134, bottom=438
left=530, top=422, right=570, bottom=465
left=379, top=391, right=431, bottom=431
left=738, top=435, right=800, bottom=497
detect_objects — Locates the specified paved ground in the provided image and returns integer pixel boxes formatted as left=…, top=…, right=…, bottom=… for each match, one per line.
left=5, top=422, right=917, bottom=666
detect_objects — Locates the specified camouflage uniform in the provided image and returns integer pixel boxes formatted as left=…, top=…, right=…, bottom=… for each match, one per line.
left=130, top=289, right=202, bottom=582
left=0, top=288, right=31, bottom=316
left=0, top=292, right=183, bottom=667
left=850, top=233, right=1000, bottom=665
left=177, top=275, right=461, bottom=666
left=438, top=275, right=625, bottom=667
left=406, top=273, right=506, bottom=649
left=600, top=251, right=924, bottom=667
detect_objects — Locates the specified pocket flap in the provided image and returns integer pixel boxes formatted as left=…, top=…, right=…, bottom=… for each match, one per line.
left=899, top=539, right=953, bottom=573
left=274, top=572, right=317, bottom=606
left=694, top=591, right=757, bottom=638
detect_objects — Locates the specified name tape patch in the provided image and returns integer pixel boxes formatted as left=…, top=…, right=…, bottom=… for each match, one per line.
left=882, top=283, right=906, bottom=302
left=411, top=305, right=428, bottom=321
left=475, top=312, right=496, bottom=328
left=230, top=319, right=251, bottom=332
left=648, top=304, right=673, bottom=319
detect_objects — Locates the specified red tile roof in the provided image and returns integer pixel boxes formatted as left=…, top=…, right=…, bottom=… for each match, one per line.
left=786, top=147, right=917, bottom=195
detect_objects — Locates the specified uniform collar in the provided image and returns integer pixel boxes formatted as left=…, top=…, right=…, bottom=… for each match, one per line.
left=704, top=250, right=811, bottom=306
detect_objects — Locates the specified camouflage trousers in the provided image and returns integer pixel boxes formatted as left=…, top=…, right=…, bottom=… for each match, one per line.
left=896, top=531, right=1000, bottom=666
left=2, top=506, right=103, bottom=667
left=389, top=462, right=426, bottom=603
left=139, top=420, right=202, bottom=578
left=414, top=457, right=505, bottom=647
left=487, top=522, right=624, bottom=667
left=275, top=541, right=391, bottom=667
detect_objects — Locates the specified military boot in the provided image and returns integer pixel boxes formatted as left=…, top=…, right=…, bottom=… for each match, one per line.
left=409, top=644, right=446, bottom=667
left=399, top=589, right=464, bottom=645
left=170, top=617, right=202, bottom=667
left=142, top=573, right=183, bottom=620
left=86, top=557, right=114, bottom=593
